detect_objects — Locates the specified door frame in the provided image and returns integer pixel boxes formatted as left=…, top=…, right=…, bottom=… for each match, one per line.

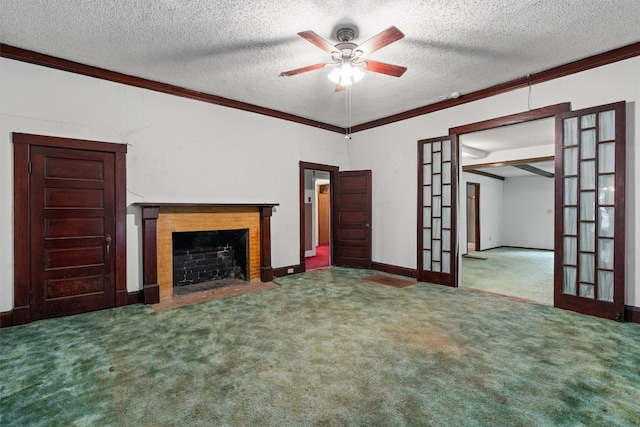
left=467, top=182, right=480, bottom=252
left=440, top=103, right=572, bottom=291
left=12, top=133, right=127, bottom=325
left=299, top=161, right=339, bottom=271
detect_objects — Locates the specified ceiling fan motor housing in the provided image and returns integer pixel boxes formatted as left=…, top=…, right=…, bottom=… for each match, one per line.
left=336, top=28, right=355, bottom=42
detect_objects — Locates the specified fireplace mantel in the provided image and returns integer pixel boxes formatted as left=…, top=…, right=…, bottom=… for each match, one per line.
left=134, top=203, right=278, bottom=304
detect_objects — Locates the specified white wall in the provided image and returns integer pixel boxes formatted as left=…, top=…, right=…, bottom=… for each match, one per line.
left=460, top=172, right=504, bottom=253
left=348, top=57, right=640, bottom=306
left=0, top=58, right=349, bottom=311
left=1, top=55, right=639, bottom=309
left=503, top=176, right=554, bottom=250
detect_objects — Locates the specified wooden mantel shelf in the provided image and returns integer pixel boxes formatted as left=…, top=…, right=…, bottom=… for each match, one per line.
left=133, top=202, right=279, bottom=208
left=133, top=202, right=278, bottom=304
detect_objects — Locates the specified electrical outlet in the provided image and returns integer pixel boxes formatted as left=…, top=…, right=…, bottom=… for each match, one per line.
left=287, top=268, right=294, bottom=274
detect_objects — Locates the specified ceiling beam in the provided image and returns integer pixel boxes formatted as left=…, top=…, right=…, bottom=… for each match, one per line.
left=462, top=156, right=554, bottom=170
left=514, top=164, right=554, bottom=178
left=464, top=169, right=505, bottom=181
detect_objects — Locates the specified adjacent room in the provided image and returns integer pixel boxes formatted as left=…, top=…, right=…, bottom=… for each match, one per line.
left=1, top=1, right=639, bottom=425
left=459, top=119, right=555, bottom=304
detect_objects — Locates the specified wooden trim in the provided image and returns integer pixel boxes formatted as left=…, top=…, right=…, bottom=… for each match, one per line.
left=492, top=245, right=553, bottom=252
left=273, top=264, right=305, bottom=277
left=354, top=42, right=639, bottom=132
left=140, top=206, right=161, bottom=304
left=3, top=43, right=638, bottom=135
left=135, top=202, right=279, bottom=208
left=0, top=311, right=13, bottom=328
left=13, top=138, right=30, bottom=324
left=463, top=156, right=555, bottom=170
left=127, top=291, right=144, bottom=305
left=259, top=206, right=274, bottom=282
left=0, top=44, right=344, bottom=134
left=450, top=103, right=571, bottom=135
left=371, top=262, right=417, bottom=279
left=115, top=151, right=127, bottom=306
left=299, top=162, right=339, bottom=270
left=463, top=169, right=505, bottom=181
left=513, top=164, right=554, bottom=178
left=13, top=132, right=127, bottom=152
left=625, top=305, right=640, bottom=324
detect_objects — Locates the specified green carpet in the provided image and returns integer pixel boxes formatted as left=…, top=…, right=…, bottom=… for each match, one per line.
left=462, top=247, right=554, bottom=304
left=1, top=267, right=639, bottom=426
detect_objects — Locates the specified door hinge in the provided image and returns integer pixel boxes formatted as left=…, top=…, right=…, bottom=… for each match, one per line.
left=28, top=161, right=32, bottom=174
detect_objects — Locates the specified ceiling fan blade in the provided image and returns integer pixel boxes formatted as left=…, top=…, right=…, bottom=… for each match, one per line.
left=279, top=63, right=326, bottom=77
left=364, top=60, right=407, bottom=77
left=298, top=31, right=338, bottom=54
left=357, top=26, right=405, bottom=56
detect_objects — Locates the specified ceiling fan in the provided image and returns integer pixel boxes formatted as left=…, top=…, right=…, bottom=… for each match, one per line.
left=279, top=26, right=407, bottom=91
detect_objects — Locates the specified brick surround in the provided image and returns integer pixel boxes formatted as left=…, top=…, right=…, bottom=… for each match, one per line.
left=156, top=206, right=261, bottom=300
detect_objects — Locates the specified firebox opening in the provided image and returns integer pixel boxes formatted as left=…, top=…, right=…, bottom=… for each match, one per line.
left=172, top=229, right=249, bottom=295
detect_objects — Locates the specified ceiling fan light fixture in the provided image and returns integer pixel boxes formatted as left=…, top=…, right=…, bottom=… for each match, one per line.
left=327, top=63, right=365, bottom=86
left=350, top=65, right=365, bottom=83
left=327, top=67, right=342, bottom=84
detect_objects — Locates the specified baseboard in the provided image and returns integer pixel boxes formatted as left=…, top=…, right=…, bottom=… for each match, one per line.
left=127, top=290, right=144, bottom=305
left=624, top=305, right=640, bottom=324
left=273, top=263, right=305, bottom=278
left=371, top=262, right=417, bottom=279
left=0, top=305, right=30, bottom=328
left=0, top=310, right=13, bottom=328
left=482, top=245, right=554, bottom=252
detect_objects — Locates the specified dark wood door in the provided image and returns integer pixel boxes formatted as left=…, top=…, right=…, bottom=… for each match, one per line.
left=554, top=102, right=626, bottom=320
left=417, top=136, right=458, bottom=286
left=30, top=146, right=116, bottom=319
left=334, top=170, right=372, bottom=268
left=318, top=185, right=330, bottom=244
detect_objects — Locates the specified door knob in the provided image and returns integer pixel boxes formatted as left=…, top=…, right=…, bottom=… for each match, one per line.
left=105, top=234, right=112, bottom=257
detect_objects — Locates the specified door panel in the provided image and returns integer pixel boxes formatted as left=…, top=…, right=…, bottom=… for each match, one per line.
left=555, top=102, right=625, bottom=320
left=417, top=136, right=458, bottom=286
left=318, top=185, right=330, bottom=244
left=334, top=170, right=372, bottom=268
left=30, top=146, right=116, bottom=319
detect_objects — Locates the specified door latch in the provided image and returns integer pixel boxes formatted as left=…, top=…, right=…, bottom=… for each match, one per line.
left=105, top=234, right=112, bottom=257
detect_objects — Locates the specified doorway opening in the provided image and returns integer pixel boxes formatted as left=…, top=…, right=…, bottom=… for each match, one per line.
left=420, top=101, right=627, bottom=320
left=299, top=162, right=338, bottom=271
left=457, top=118, right=556, bottom=305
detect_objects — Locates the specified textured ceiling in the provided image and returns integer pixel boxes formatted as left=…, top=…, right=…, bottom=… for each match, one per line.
left=1, top=1, right=639, bottom=128
left=460, top=117, right=555, bottom=153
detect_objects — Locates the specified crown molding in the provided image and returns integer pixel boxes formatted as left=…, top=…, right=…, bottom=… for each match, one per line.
left=351, top=41, right=640, bottom=133
left=0, top=44, right=344, bottom=134
left=2, top=41, right=639, bottom=135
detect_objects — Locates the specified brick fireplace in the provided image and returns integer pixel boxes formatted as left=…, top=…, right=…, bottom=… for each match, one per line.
left=135, top=203, right=277, bottom=302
